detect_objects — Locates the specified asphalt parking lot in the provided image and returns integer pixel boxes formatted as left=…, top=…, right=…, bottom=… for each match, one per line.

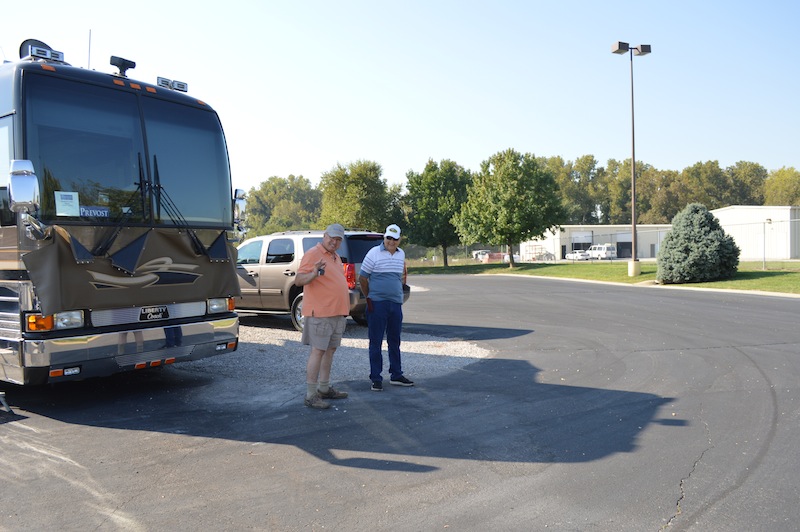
left=3, top=274, right=800, bottom=531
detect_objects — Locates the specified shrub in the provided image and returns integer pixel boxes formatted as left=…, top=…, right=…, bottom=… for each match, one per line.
left=656, top=203, right=740, bottom=284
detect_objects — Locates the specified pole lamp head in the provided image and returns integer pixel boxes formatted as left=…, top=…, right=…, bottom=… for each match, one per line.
left=634, top=44, right=652, bottom=56
left=612, top=41, right=630, bottom=54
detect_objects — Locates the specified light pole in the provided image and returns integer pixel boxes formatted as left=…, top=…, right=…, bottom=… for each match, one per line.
left=763, top=218, right=772, bottom=271
left=612, top=41, right=651, bottom=277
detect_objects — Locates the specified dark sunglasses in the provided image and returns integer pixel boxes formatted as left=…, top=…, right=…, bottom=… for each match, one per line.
left=385, top=236, right=399, bottom=241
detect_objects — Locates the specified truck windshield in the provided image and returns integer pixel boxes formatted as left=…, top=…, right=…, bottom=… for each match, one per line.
left=24, top=73, right=232, bottom=227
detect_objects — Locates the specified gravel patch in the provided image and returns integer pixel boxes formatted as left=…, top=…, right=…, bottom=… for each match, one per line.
left=180, top=319, right=491, bottom=407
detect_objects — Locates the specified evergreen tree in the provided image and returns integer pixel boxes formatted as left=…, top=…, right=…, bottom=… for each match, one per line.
left=657, top=203, right=739, bottom=284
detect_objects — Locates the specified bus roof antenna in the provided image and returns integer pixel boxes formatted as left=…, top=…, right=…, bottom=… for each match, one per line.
left=110, top=55, right=135, bottom=77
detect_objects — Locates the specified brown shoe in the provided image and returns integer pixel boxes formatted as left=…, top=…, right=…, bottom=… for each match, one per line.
left=304, top=393, right=330, bottom=409
left=318, top=387, right=348, bottom=400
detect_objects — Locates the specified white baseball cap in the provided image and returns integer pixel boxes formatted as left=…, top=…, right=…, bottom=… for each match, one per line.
left=384, top=224, right=401, bottom=239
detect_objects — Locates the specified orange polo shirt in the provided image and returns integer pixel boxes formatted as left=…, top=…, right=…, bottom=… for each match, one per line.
left=298, top=242, right=349, bottom=318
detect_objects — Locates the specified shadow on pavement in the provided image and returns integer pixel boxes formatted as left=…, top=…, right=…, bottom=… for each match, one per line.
left=402, top=321, right=532, bottom=341
left=237, top=315, right=533, bottom=342
left=1, top=353, right=678, bottom=472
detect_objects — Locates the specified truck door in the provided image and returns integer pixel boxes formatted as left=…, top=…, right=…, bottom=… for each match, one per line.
left=236, top=239, right=265, bottom=307
left=257, top=238, right=297, bottom=309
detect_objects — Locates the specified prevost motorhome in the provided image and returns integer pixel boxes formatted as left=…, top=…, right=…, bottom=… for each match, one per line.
left=0, top=39, right=244, bottom=385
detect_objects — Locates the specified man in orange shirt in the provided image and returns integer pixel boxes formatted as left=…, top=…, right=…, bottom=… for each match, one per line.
left=295, top=224, right=350, bottom=409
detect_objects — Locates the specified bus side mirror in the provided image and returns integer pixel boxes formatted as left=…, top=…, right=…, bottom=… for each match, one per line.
left=233, top=188, right=246, bottom=229
left=8, top=160, right=40, bottom=214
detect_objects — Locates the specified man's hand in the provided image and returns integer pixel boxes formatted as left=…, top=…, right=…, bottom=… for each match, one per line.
left=366, top=298, right=374, bottom=313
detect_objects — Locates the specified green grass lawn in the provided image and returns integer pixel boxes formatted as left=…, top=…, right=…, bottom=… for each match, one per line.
left=407, top=260, right=800, bottom=295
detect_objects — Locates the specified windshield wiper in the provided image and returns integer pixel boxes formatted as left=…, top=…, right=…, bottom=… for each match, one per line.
left=152, top=154, right=207, bottom=256
left=93, top=152, right=147, bottom=256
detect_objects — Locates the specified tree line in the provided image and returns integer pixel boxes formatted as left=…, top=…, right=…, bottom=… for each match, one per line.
left=241, top=150, right=800, bottom=267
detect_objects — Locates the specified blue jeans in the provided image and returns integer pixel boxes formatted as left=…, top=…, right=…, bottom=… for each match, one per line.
left=367, top=299, right=403, bottom=382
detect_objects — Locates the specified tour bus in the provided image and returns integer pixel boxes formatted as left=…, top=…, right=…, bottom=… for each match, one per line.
left=0, top=40, right=244, bottom=385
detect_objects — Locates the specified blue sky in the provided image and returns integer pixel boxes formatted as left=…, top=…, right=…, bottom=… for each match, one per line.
left=4, top=1, right=799, bottom=193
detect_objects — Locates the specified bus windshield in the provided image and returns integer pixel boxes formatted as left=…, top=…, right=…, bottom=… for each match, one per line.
left=24, top=73, right=232, bottom=227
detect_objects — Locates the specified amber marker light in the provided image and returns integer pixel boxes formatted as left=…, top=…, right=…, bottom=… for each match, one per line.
left=27, top=314, right=54, bottom=332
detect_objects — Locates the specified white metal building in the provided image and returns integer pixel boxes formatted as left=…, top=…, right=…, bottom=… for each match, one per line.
left=521, top=224, right=671, bottom=260
left=519, top=206, right=800, bottom=262
left=711, top=205, right=800, bottom=261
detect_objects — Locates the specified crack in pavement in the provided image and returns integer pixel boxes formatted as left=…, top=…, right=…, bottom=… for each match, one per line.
left=662, top=405, right=714, bottom=531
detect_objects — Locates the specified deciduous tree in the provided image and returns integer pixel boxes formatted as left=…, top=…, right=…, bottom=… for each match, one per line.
left=547, top=155, right=601, bottom=224
left=764, top=166, right=800, bottom=205
left=725, top=161, right=767, bottom=206
left=405, top=159, right=471, bottom=267
left=453, top=149, right=565, bottom=267
left=674, top=161, right=728, bottom=210
left=636, top=167, right=680, bottom=224
left=245, top=175, right=320, bottom=235
left=318, top=160, right=392, bottom=231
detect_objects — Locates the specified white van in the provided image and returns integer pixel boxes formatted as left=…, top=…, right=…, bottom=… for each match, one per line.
left=472, top=249, right=491, bottom=261
left=587, top=244, right=618, bottom=260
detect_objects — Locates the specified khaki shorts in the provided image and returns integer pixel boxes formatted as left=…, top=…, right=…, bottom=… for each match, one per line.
left=301, top=316, right=347, bottom=351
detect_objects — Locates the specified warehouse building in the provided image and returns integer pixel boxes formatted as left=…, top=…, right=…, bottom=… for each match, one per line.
left=519, top=206, right=800, bottom=261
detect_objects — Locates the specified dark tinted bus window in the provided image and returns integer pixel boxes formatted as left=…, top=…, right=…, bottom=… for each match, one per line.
left=24, top=75, right=147, bottom=223
left=141, top=98, right=231, bottom=227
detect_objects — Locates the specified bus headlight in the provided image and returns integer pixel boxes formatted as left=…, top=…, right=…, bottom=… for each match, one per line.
left=55, top=310, right=84, bottom=330
left=26, top=310, right=84, bottom=331
left=207, top=297, right=233, bottom=314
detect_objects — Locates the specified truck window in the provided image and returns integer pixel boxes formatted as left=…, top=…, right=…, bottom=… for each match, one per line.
left=237, top=240, right=263, bottom=265
left=302, top=237, right=323, bottom=253
left=266, top=238, right=294, bottom=264
left=341, top=234, right=383, bottom=264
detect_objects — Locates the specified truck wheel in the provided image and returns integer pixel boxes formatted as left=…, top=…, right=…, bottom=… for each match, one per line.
left=352, top=312, right=368, bottom=326
left=290, top=293, right=304, bottom=332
